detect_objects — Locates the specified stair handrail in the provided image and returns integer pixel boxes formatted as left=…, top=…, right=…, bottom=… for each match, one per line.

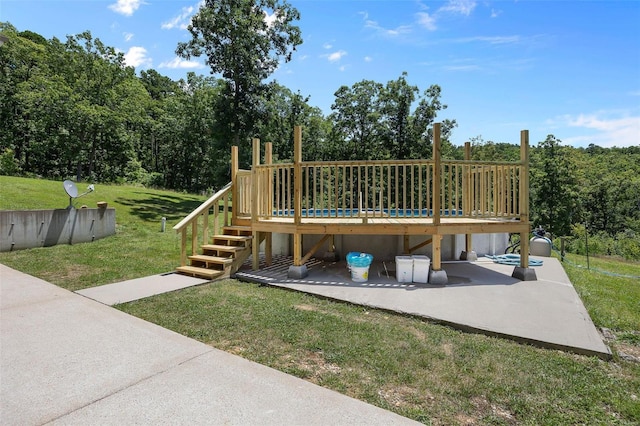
left=173, top=181, right=233, bottom=266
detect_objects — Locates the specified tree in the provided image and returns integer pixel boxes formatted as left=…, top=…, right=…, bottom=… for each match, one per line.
left=530, top=135, right=579, bottom=237
left=328, top=80, right=384, bottom=160
left=254, top=82, right=327, bottom=162
left=176, top=0, right=302, bottom=157
left=328, top=73, right=457, bottom=161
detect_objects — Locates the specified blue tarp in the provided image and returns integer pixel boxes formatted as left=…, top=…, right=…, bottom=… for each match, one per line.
left=485, top=254, right=544, bottom=266
left=346, top=252, right=374, bottom=267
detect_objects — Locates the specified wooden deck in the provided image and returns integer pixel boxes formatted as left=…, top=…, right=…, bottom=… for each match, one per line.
left=174, top=123, right=535, bottom=283
left=249, top=216, right=528, bottom=235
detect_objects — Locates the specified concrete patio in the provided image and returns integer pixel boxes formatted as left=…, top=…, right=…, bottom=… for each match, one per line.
left=235, top=255, right=611, bottom=359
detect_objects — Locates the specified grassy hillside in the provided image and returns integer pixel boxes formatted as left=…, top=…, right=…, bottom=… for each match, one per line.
left=0, top=176, right=206, bottom=290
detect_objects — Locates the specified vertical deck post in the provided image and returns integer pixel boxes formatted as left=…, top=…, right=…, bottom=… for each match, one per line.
left=433, top=123, right=441, bottom=227
left=252, top=138, right=261, bottom=270
left=265, top=142, right=273, bottom=266
left=293, top=126, right=302, bottom=228
left=460, top=141, right=477, bottom=261
left=231, top=146, right=239, bottom=225
left=512, top=130, right=537, bottom=281
left=288, top=126, right=308, bottom=278
left=180, top=228, right=187, bottom=266
left=429, top=123, right=448, bottom=284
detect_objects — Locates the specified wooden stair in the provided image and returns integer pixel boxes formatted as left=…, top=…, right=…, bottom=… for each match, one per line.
left=176, top=226, right=253, bottom=280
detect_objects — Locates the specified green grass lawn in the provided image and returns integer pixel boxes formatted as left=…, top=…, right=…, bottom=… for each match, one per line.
left=2, top=176, right=639, bottom=424
left=0, top=176, right=205, bottom=290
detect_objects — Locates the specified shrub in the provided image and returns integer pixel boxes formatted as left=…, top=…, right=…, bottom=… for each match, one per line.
left=0, top=148, right=21, bottom=176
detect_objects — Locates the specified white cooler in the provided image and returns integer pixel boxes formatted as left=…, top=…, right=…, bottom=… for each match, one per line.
left=395, top=255, right=413, bottom=282
left=412, top=255, right=431, bottom=283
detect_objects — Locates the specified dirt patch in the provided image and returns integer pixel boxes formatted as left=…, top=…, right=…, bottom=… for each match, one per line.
left=378, top=384, right=430, bottom=408
left=617, top=343, right=640, bottom=362
left=443, top=342, right=454, bottom=356
left=294, top=304, right=318, bottom=312
left=470, top=396, right=517, bottom=424
left=289, top=350, right=342, bottom=383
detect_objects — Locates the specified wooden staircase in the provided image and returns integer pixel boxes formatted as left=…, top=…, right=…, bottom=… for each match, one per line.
left=176, top=226, right=253, bottom=280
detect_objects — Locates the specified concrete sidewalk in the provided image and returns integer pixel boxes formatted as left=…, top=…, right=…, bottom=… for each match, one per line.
left=76, top=272, right=209, bottom=306
left=0, top=264, right=418, bottom=425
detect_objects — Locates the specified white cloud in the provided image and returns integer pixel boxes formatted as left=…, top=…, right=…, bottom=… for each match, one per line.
left=439, top=0, right=477, bottom=16
left=443, top=64, right=481, bottom=72
left=325, top=50, right=347, bottom=63
left=416, top=12, right=437, bottom=31
left=264, top=10, right=278, bottom=28
left=323, top=43, right=333, bottom=50
left=108, top=0, right=143, bottom=17
left=124, top=46, right=151, bottom=68
left=364, top=56, right=373, bottom=62
left=159, top=57, right=205, bottom=69
left=558, top=112, right=640, bottom=148
left=491, top=8, right=502, bottom=18
left=123, top=32, right=134, bottom=42
left=453, top=35, right=521, bottom=45
left=363, top=15, right=412, bottom=37
left=162, top=6, right=195, bottom=30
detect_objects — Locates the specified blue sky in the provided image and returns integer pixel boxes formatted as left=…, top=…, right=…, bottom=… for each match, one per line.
left=2, top=0, right=639, bottom=148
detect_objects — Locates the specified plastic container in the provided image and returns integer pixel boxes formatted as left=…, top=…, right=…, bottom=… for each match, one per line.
left=346, top=252, right=374, bottom=267
left=350, top=266, right=370, bottom=282
left=346, top=252, right=374, bottom=283
left=395, top=255, right=413, bottom=282
left=412, top=255, right=430, bottom=283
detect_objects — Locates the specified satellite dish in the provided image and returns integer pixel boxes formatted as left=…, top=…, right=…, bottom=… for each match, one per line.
left=63, top=180, right=95, bottom=208
left=63, top=180, right=79, bottom=198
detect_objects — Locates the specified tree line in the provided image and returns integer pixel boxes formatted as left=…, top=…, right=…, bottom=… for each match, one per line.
left=1, top=1, right=638, bottom=260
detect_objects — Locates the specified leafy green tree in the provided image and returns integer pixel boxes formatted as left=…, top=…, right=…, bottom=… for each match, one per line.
left=328, top=73, right=457, bottom=161
left=328, top=80, right=384, bottom=160
left=530, top=135, right=579, bottom=237
left=469, top=136, right=520, bottom=162
left=176, top=0, right=302, bottom=157
left=254, top=82, right=327, bottom=162
left=579, top=146, right=640, bottom=235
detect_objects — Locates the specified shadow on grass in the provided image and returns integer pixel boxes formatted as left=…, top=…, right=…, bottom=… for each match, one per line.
left=115, top=191, right=204, bottom=223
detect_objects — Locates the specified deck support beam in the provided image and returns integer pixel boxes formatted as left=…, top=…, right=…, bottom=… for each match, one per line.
left=513, top=130, right=536, bottom=281
left=264, top=142, right=273, bottom=266
left=460, top=141, right=477, bottom=261
left=288, top=233, right=308, bottom=278
left=301, top=234, right=332, bottom=265
left=323, top=235, right=340, bottom=262
left=251, top=138, right=260, bottom=270
left=429, top=124, right=448, bottom=284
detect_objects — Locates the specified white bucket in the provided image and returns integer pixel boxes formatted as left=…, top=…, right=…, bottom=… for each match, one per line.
left=350, top=265, right=370, bottom=282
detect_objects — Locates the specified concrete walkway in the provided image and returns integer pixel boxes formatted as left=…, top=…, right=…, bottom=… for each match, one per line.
left=76, top=272, right=209, bottom=306
left=0, top=264, right=419, bottom=425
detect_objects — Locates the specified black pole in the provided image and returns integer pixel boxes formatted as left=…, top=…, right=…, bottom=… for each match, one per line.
left=585, top=222, right=590, bottom=270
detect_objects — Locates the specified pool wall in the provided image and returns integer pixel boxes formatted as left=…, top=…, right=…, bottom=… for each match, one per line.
left=258, top=232, right=509, bottom=261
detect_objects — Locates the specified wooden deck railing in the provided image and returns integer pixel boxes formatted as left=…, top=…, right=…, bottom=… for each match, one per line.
left=251, top=159, right=522, bottom=221
left=172, top=182, right=233, bottom=267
